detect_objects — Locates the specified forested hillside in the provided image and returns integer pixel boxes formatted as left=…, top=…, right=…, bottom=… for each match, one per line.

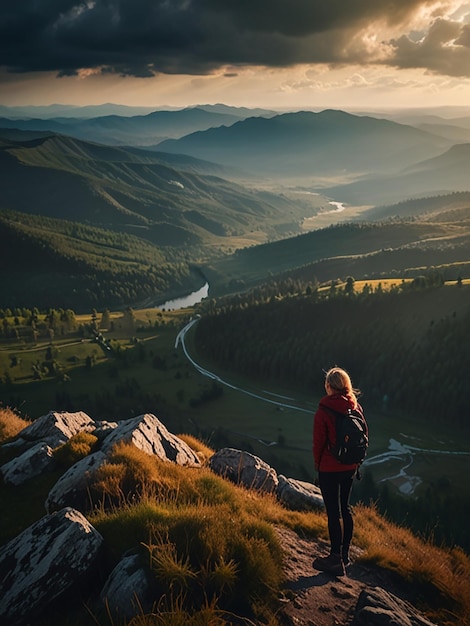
left=195, top=280, right=470, bottom=429
left=204, top=217, right=470, bottom=297
left=0, top=131, right=327, bottom=309
left=361, top=191, right=470, bottom=221
left=0, top=210, right=197, bottom=310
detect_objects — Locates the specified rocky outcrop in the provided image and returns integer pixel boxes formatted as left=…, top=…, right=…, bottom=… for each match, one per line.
left=276, top=474, right=324, bottom=510
left=353, top=586, right=438, bottom=625
left=42, top=414, right=202, bottom=513
left=1, top=441, right=54, bottom=486
left=101, top=413, right=201, bottom=466
left=0, top=507, right=103, bottom=625
left=1, top=412, right=202, bottom=515
left=45, top=451, right=108, bottom=513
left=208, top=448, right=324, bottom=510
left=0, top=411, right=442, bottom=626
left=11, top=410, right=96, bottom=448
left=209, top=447, right=279, bottom=493
left=99, top=553, right=154, bottom=621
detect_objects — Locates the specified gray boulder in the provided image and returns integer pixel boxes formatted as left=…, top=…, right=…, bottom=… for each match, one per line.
left=92, top=419, right=119, bottom=442
left=354, top=586, right=438, bottom=626
left=1, top=441, right=54, bottom=486
left=209, top=447, right=279, bottom=493
left=100, top=553, right=154, bottom=621
left=277, top=475, right=324, bottom=511
left=45, top=451, right=107, bottom=513
left=0, top=507, right=103, bottom=625
left=101, top=413, right=201, bottom=466
left=12, top=410, right=95, bottom=448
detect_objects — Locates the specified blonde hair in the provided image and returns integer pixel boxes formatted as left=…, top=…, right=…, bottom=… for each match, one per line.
left=325, top=367, right=360, bottom=401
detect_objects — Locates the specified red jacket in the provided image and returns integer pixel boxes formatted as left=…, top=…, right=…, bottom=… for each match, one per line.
left=313, top=392, right=365, bottom=472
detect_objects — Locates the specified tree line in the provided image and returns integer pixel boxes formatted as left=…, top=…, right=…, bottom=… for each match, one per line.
left=195, top=277, right=470, bottom=430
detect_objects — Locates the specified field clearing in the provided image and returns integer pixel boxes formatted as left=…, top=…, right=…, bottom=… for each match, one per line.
left=320, top=277, right=468, bottom=292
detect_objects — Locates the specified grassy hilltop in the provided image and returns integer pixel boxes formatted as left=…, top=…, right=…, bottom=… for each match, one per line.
left=1, top=406, right=470, bottom=626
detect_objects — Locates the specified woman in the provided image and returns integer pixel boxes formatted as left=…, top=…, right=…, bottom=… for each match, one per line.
left=312, top=366, right=366, bottom=577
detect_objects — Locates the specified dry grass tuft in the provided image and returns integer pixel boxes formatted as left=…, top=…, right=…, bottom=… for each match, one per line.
left=53, top=432, right=98, bottom=468
left=127, top=596, right=252, bottom=625
left=355, top=504, right=470, bottom=625
left=148, top=538, right=197, bottom=592
left=177, top=433, right=214, bottom=465
left=9, top=430, right=463, bottom=625
left=88, top=442, right=311, bottom=622
left=0, top=407, right=30, bottom=443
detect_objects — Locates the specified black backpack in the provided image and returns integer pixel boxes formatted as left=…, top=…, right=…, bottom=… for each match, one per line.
left=322, top=405, right=368, bottom=465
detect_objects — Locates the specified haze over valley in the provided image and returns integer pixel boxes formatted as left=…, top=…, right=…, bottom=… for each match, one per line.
left=1, top=103, right=470, bottom=307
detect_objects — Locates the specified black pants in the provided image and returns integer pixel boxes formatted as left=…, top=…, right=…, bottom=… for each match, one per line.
left=318, top=470, right=355, bottom=555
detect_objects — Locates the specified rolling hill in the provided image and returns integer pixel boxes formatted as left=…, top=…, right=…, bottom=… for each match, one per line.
left=203, top=215, right=470, bottom=296
left=360, top=191, right=470, bottom=221
left=0, top=131, right=317, bottom=244
left=155, top=109, right=453, bottom=181
left=0, top=209, right=200, bottom=310
left=0, top=130, right=329, bottom=309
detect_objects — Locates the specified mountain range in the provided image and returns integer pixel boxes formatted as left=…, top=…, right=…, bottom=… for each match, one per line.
left=1, top=104, right=470, bottom=307
left=2, top=105, right=469, bottom=205
left=155, top=109, right=455, bottom=181
left=0, top=104, right=276, bottom=147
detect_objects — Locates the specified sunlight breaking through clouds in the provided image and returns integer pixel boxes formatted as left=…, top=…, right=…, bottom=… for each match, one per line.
left=1, top=0, right=470, bottom=77
left=2, top=0, right=470, bottom=107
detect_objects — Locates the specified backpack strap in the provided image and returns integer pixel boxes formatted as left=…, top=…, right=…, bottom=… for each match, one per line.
left=318, top=403, right=343, bottom=453
left=320, top=404, right=364, bottom=419
left=320, top=404, right=344, bottom=418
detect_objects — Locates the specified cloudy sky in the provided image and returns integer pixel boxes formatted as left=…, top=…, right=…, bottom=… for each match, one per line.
left=1, top=0, right=470, bottom=111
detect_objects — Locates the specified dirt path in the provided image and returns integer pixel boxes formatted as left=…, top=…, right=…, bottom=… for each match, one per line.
left=275, top=526, right=410, bottom=626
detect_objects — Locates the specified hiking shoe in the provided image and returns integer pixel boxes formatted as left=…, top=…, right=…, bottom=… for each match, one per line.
left=342, top=555, right=351, bottom=567
left=313, top=553, right=345, bottom=577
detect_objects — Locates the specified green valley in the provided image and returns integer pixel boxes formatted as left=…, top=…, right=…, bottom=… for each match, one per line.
left=0, top=130, right=331, bottom=309
left=1, top=104, right=470, bottom=563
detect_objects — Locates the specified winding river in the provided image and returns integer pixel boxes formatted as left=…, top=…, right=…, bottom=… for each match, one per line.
left=159, top=282, right=209, bottom=310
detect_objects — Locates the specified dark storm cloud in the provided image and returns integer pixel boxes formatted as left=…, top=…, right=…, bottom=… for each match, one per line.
left=0, top=0, right=467, bottom=77
left=390, top=18, right=470, bottom=77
